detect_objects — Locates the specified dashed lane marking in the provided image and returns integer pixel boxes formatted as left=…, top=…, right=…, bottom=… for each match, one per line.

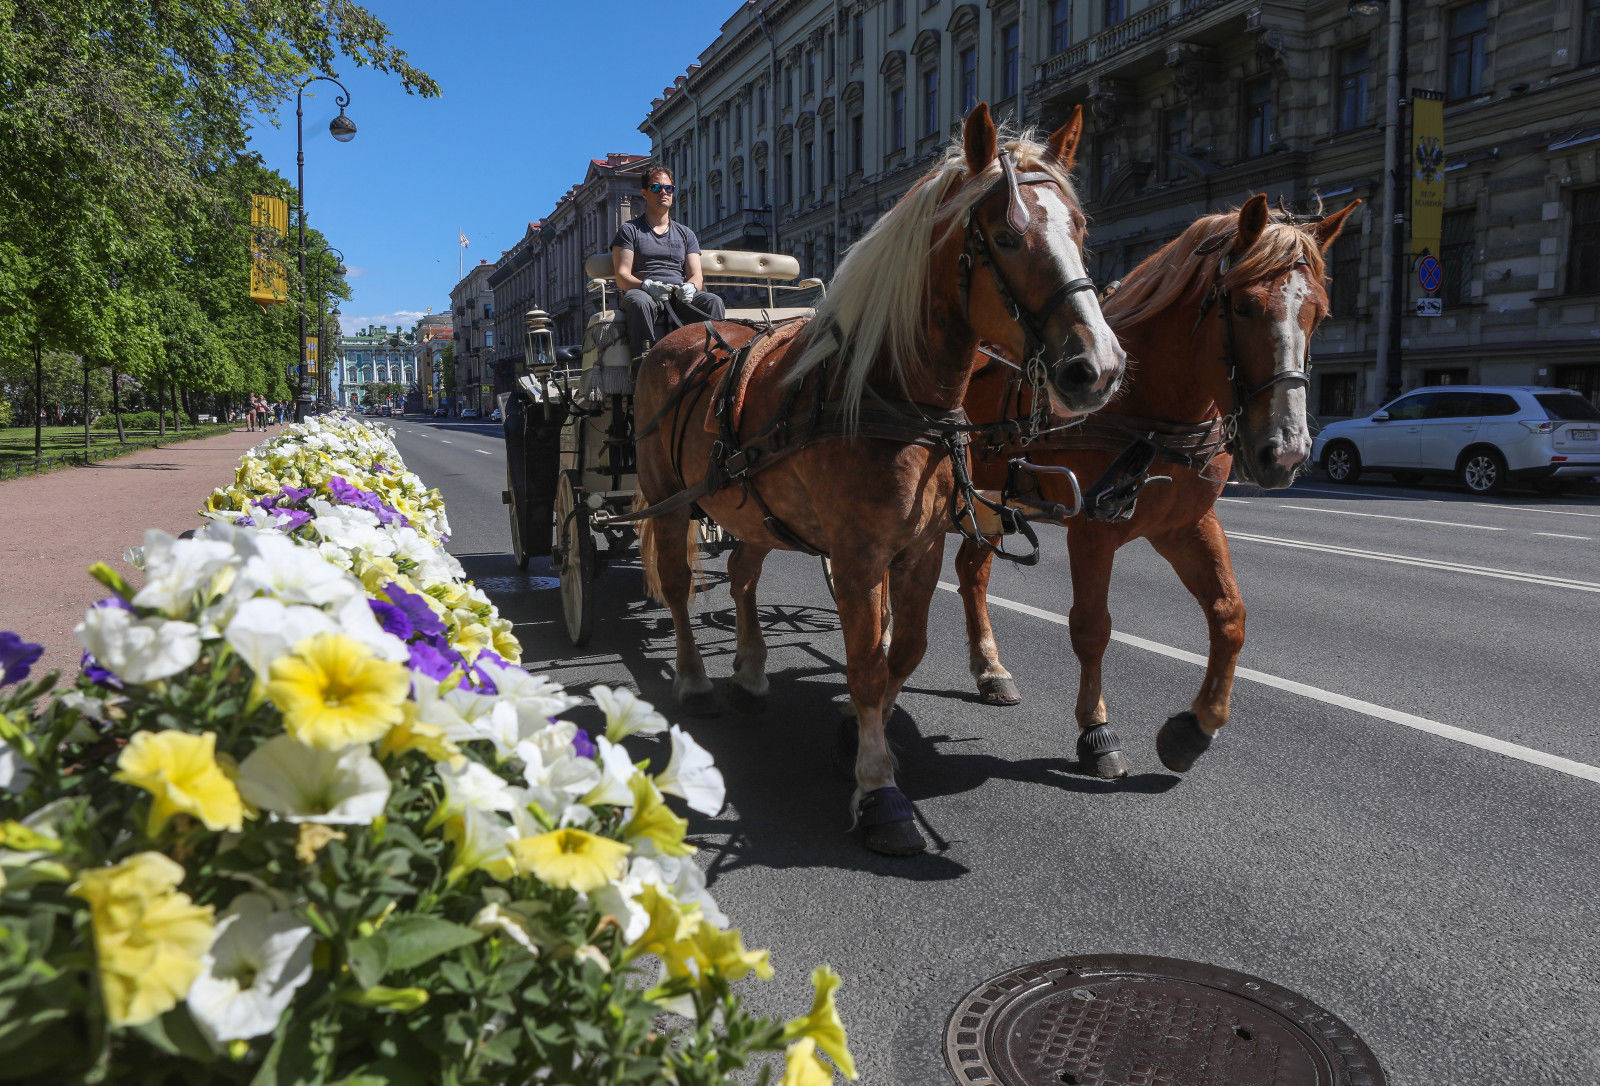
left=936, top=582, right=1600, bottom=785
left=475, top=449, right=492, bottom=456
left=1218, top=497, right=1251, bottom=504
left=1225, top=530, right=1600, bottom=593
left=1534, top=531, right=1591, bottom=540
left=440, top=439, right=452, bottom=444
left=1274, top=503, right=1504, bottom=531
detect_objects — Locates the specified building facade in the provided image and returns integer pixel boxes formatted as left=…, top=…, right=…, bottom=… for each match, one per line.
left=410, top=313, right=453, bottom=413
left=641, top=0, right=1600, bottom=415
left=450, top=260, right=499, bottom=416
left=337, top=324, right=418, bottom=408
left=486, top=222, right=543, bottom=399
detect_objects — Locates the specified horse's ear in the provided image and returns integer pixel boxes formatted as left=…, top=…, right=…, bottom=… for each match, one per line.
left=1235, top=194, right=1270, bottom=254
left=1047, top=106, right=1083, bottom=172
left=1311, top=200, right=1361, bottom=251
left=964, top=102, right=997, bottom=175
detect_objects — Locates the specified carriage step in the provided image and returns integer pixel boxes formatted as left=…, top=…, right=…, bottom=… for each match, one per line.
left=501, top=489, right=512, bottom=504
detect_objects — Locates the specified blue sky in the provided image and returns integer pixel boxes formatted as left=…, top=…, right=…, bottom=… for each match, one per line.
left=247, top=1, right=739, bottom=335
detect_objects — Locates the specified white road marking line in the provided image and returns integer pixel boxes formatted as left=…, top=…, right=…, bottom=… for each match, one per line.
left=475, top=449, right=492, bottom=456
left=1266, top=481, right=1600, bottom=520
left=936, top=582, right=1600, bottom=785
left=440, top=439, right=452, bottom=444
left=1218, top=497, right=1251, bottom=504
left=1534, top=531, right=1591, bottom=540
left=1226, top=530, right=1600, bottom=593
left=1275, top=504, right=1504, bottom=531
left=1496, top=503, right=1600, bottom=520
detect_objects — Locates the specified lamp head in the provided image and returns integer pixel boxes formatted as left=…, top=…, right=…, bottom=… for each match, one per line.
left=335, top=263, right=348, bottom=277
left=330, top=111, right=357, bottom=142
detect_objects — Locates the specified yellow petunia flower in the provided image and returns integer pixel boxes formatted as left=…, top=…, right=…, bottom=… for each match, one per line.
left=781, top=965, right=857, bottom=1079
left=623, top=884, right=697, bottom=964
left=266, top=633, right=410, bottom=751
left=114, top=730, right=244, bottom=838
left=780, top=1038, right=834, bottom=1086
left=377, top=704, right=462, bottom=765
left=621, top=774, right=694, bottom=858
left=682, top=918, right=772, bottom=984
left=509, top=828, right=629, bottom=894
left=71, top=853, right=215, bottom=1027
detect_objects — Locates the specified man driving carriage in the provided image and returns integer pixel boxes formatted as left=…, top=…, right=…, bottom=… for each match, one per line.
left=610, top=166, right=725, bottom=356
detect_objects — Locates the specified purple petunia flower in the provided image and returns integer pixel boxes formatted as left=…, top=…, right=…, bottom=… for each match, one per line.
left=92, top=596, right=134, bottom=613
left=235, top=515, right=256, bottom=528
left=383, top=583, right=446, bottom=638
left=369, top=599, right=414, bottom=641
left=0, top=632, right=45, bottom=687
left=407, top=641, right=456, bottom=681
left=271, top=509, right=313, bottom=533
left=80, top=651, right=124, bottom=690
left=280, top=484, right=314, bottom=505
left=469, top=661, right=499, bottom=695
left=571, top=729, right=597, bottom=760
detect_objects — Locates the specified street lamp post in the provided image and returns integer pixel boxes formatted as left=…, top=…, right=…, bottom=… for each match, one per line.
left=1352, top=0, right=1407, bottom=410
left=295, top=76, right=356, bottom=423
left=312, top=244, right=346, bottom=409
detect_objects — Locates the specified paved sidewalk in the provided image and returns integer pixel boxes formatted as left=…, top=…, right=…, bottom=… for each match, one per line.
left=0, top=426, right=268, bottom=684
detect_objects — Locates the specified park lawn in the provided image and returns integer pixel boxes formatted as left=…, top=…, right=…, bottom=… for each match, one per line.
left=0, top=424, right=235, bottom=468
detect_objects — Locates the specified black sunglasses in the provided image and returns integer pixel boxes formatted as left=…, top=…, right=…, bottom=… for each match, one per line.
left=648, top=183, right=676, bottom=195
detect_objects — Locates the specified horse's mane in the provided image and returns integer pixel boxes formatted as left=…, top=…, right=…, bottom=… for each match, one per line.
left=793, top=126, right=1079, bottom=419
left=1102, top=209, right=1329, bottom=333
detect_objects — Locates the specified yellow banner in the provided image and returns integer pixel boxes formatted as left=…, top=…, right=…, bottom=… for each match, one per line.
left=250, top=194, right=289, bottom=306
left=305, top=336, right=319, bottom=375
left=1410, top=92, right=1445, bottom=257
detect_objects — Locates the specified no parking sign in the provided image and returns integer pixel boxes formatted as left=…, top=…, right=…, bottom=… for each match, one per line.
left=1416, top=253, right=1443, bottom=295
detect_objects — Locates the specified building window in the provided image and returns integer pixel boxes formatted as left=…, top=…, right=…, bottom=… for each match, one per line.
left=921, top=67, right=939, bottom=137
left=1001, top=23, right=1020, bottom=97
left=1105, top=0, right=1125, bottom=26
left=758, top=85, right=766, bottom=124
left=758, top=167, right=768, bottom=206
left=806, top=51, right=816, bottom=96
left=802, top=140, right=815, bottom=196
left=1242, top=75, right=1273, bottom=157
left=824, top=127, right=836, bottom=185
left=1585, top=0, right=1600, bottom=64
left=1568, top=187, right=1600, bottom=294
left=1093, top=136, right=1115, bottom=199
left=959, top=47, right=977, bottom=115
left=713, top=119, right=722, bottom=156
left=1330, top=230, right=1362, bottom=313
left=892, top=0, right=905, bottom=30
left=1446, top=2, right=1488, bottom=100
left=1439, top=210, right=1475, bottom=307
left=850, top=112, right=864, bottom=172
left=1050, top=0, right=1071, bottom=54
left=1161, top=108, right=1188, bottom=181
left=1336, top=44, right=1369, bottom=132
left=782, top=151, right=793, bottom=205
left=890, top=85, right=906, bottom=151
left=1319, top=373, right=1359, bottom=418
left=853, top=12, right=864, bottom=60
left=785, top=68, right=794, bottom=109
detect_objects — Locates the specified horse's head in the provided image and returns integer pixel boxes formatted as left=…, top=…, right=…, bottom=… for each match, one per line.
left=1209, top=195, right=1359, bottom=489
left=957, top=104, right=1126, bottom=415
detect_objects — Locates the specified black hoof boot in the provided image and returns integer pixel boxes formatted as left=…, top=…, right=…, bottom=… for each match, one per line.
left=725, top=682, right=767, bottom=716
left=679, top=688, right=721, bottom=717
left=1157, top=711, right=1212, bottom=773
left=1075, top=723, right=1129, bottom=779
left=977, top=675, right=1022, bottom=706
left=857, top=787, right=926, bottom=856
left=831, top=717, right=858, bottom=781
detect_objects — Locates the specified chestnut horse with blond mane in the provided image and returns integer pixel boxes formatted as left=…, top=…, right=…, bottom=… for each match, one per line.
left=632, top=105, right=1125, bottom=855
left=957, top=194, right=1358, bottom=777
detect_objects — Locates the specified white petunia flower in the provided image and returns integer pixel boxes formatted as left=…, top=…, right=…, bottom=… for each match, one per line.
left=587, top=869, right=650, bottom=943
left=223, top=598, right=337, bottom=680
left=0, top=742, right=32, bottom=796
left=485, top=665, right=581, bottom=734
left=75, top=607, right=201, bottom=684
left=580, top=736, right=638, bottom=809
left=331, top=594, right=409, bottom=663
left=236, top=736, right=390, bottom=824
left=655, top=725, right=726, bottom=816
left=591, top=685, right=669, bottom=742
left=515, top=728, right=602, bottom=819
left=187, top=893, right=314, bottom=1045
left=470, top=901, right=545, bottom=956
left=434, top=759, right=520, bottom=822
left=131, top=531, right=236, bottom=617
left=231, top=530, right=364, bottom=610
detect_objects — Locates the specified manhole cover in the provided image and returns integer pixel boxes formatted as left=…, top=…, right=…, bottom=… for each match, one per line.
left=943, top=954, right=1384, bottom=1086
left=472, top=575, right=559, bottom=593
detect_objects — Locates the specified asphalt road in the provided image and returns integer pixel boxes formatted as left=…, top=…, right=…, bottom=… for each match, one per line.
left=388, top=415, right=1600, bottom=1086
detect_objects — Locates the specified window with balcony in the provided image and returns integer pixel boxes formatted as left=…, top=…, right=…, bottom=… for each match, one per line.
left=1585, top=0, right=1600, bottom=64
left=1446, top=2, right=1488, bottom=100
left=921, top=67, right=939, bottom=138
left=1242, top=76, right=1273, bottom=158
left=1440, top=209, right=1475, bottom=307
left=1162, top=108, right=1188, bottom=181
left=1336, top=43, right=1369, bottom=132
left=892, top=0, right=905, bottom=30
left=1050, top=0, right=1071, bottom=54
left=1568, top=186, right=1600, bottom=294
left=1105, top=0, right=1125, bottom=27
left=1001, top=23, right=1020, bottom=97
left=959, top=47, right=977, bottom=115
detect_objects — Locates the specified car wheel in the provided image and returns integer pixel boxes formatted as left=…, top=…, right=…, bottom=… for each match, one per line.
left=1391, top=470, right=1424, bottom=486
left=1460, top=448, right=1507, bottom=495
left=1323, top=440, right=1362, bottom=483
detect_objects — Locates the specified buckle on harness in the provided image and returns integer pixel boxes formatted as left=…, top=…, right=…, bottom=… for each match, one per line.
left=723, top=445, right=761, bottom=479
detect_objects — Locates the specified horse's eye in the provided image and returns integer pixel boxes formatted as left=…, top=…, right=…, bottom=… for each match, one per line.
left=993, top=230, right=1020, bottom=249
left=1233, top=302, right=1253, bottom=318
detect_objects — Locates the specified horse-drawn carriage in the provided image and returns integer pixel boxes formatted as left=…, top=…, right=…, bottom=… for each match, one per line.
left=501, top=249, right=825, bottom=646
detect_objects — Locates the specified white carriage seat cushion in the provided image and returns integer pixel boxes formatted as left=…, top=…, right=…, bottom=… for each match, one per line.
left=584, top=249, right=801, bottom=284
left=724, top=306, right=816, bottom=322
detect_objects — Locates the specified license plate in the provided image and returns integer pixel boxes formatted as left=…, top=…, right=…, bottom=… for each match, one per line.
left=1572, top=429, right=1597, bottom=441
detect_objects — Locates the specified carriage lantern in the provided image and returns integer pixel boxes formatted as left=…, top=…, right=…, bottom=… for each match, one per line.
left=524, top=309, right=554, bottom=372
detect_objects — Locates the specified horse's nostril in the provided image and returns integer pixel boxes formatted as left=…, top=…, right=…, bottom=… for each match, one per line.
left=1058, top=358, right=1096, bottom=388
left=1259, top=443, right=1280, bottom=469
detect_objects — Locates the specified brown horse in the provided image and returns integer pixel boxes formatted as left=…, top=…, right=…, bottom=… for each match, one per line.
left=956, top=195, right=1358, bottom=778
left=633, top=104, right=1126, bottom=855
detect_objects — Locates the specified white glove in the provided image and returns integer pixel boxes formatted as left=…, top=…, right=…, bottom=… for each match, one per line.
left=674, top=283, right=698, bottom=304
left=641, top=279, right=671, bottom=302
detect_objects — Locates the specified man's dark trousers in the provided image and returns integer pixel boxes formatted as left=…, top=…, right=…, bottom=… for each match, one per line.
left=618, top=290, right=727, bottom=355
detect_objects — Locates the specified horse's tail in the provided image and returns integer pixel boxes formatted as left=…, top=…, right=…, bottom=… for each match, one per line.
left=635, top=491, right=702, bottom=608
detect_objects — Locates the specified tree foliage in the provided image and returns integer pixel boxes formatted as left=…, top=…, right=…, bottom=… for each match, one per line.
left=0, top=0, right=437, bottom=429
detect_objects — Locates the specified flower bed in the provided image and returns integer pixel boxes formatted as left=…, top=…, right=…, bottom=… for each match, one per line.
left=0, top=415, right=853, bottom=1084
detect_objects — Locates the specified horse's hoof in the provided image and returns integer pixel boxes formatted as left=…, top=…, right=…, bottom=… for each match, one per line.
left=857, top=787, right=926, bottom=856
left=1075, top=723, right=1128, bottom=779
left=831, top=717, right=858, bottom=780
left=679, top=689, right=722, bottom=717
left=725, top=682, right=767, bottom=716
left=1156, top=711, right=1212, bottom=773
left=977, top=675, right=1022, bottom=706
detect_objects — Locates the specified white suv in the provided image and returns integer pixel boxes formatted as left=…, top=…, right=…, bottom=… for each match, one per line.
left=1312, top=386, right=1600, bottom=495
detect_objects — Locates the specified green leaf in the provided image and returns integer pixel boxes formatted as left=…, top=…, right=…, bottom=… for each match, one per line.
left=129, top=1004, right=216, bottom=1064
left=377, top=916, right=482, bottom=974
left=346, top=933, right=390, bottom=989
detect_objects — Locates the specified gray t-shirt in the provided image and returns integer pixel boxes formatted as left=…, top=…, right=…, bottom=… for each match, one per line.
left=610, top=215, right=701, bottom=286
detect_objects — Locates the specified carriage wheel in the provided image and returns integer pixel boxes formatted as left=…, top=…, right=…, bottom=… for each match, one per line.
left=505, top=465, right=531, bottom=571
left=556, top=470, right=596, bottom=646
left=697, top=518, right=728, bottom=557
left=820, top=556, right=837, bottom=602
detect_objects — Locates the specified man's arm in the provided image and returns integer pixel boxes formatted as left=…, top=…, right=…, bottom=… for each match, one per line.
left=685, top=251, right=705, bottom=292
left=612, top=246, right=644, bottom=292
